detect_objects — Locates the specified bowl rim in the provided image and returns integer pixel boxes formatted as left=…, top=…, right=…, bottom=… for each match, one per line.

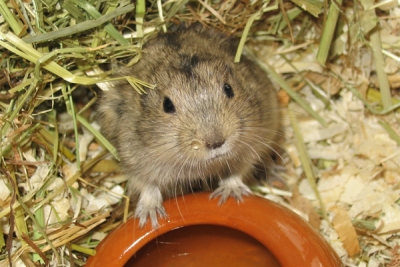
left=85, top=192, right=343, bottom=267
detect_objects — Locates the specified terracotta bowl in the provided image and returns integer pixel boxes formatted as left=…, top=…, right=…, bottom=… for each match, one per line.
left=85, top=192, right=343, bottom=267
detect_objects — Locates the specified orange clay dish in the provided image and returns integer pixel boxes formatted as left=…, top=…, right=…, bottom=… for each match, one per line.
left=85, top=192, right=343, bottom=267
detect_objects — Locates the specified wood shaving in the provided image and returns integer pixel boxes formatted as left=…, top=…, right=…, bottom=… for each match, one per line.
left=0, top=1, right=399, bottom=266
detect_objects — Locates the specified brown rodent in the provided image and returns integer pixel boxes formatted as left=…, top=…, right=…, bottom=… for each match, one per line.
left=98, top=24, right=281, bottom=228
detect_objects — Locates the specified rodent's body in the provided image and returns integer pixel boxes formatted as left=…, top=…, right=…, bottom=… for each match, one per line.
left=98, top=25, right=280, bottom=227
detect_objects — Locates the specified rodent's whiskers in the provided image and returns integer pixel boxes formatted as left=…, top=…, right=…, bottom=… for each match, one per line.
left=235, top=138, right=264, bottom=164
left=239, top=128, right=286, bottom=165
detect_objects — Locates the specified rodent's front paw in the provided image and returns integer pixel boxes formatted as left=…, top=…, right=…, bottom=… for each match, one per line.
left=135, top=203, right=166, bottom=228
left=209, top=175, right=251, bottom=205
left=134, top=186, right=167, bottom=228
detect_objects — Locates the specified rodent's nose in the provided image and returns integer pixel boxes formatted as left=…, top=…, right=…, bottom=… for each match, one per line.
left=206, top=139, right=225, bottom=149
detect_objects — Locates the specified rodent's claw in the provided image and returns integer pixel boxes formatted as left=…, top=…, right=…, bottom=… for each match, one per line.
left=134, top=185, right=167, bottom=228
left=135, top=204, right=167, bottom=228
left=209, top=175, right=251, bottom=205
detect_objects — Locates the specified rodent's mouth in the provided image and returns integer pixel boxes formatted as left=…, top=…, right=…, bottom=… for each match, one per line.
left=208, top=153, right=225, bottom=160
left=206, top=147, right=230, bottom=161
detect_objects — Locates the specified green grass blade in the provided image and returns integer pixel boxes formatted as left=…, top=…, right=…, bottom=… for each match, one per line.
left=23, top=4, right=135, bottom=44
left=316, top=0, right=343, bottom=66
left=136, top=0, right=146, bottom=38
left=288, top=109, right=330, bottom=226
left=0, top=0, right=23, bottom=35
left=70, top=0, right=129, bottom=46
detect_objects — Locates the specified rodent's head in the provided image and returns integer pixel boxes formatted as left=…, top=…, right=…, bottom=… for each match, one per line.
left=133, top=53, right=277, bottom=174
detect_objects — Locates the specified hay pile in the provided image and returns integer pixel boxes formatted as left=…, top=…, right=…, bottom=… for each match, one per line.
left=0, top=0, right=399, bottom=266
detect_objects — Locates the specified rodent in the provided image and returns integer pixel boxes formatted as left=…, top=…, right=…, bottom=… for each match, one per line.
left=97, top=24, right=281, bottom=228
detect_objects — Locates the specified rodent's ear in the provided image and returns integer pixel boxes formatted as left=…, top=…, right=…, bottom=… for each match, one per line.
left=169, top=21, right=189, bottom=32
left=105, top=59, right=134, bottom=78
left=98, top=59, right=131, bottom=77
left=171, top=21, right=204, bottom=33
left=98, top=62, right=112, bottom=72
left=188, top=22, right=205, bottom=32
left=112, top=65, right=133, bottom=77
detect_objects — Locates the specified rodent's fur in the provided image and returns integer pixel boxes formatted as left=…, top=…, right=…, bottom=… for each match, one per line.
left=98, top=24, right=281, bottom=227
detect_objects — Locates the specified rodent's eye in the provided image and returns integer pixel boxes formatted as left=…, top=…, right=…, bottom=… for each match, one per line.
left=223, top=83, right=234, bottom=98
left=163, top=97, right=176, bottom=113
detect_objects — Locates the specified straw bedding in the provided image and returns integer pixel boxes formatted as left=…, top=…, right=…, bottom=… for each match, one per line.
left=0, top=0, right=399, bottom=266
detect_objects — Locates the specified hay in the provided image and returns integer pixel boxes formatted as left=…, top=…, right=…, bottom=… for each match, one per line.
left=1, top=0, right=400, bottom=266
